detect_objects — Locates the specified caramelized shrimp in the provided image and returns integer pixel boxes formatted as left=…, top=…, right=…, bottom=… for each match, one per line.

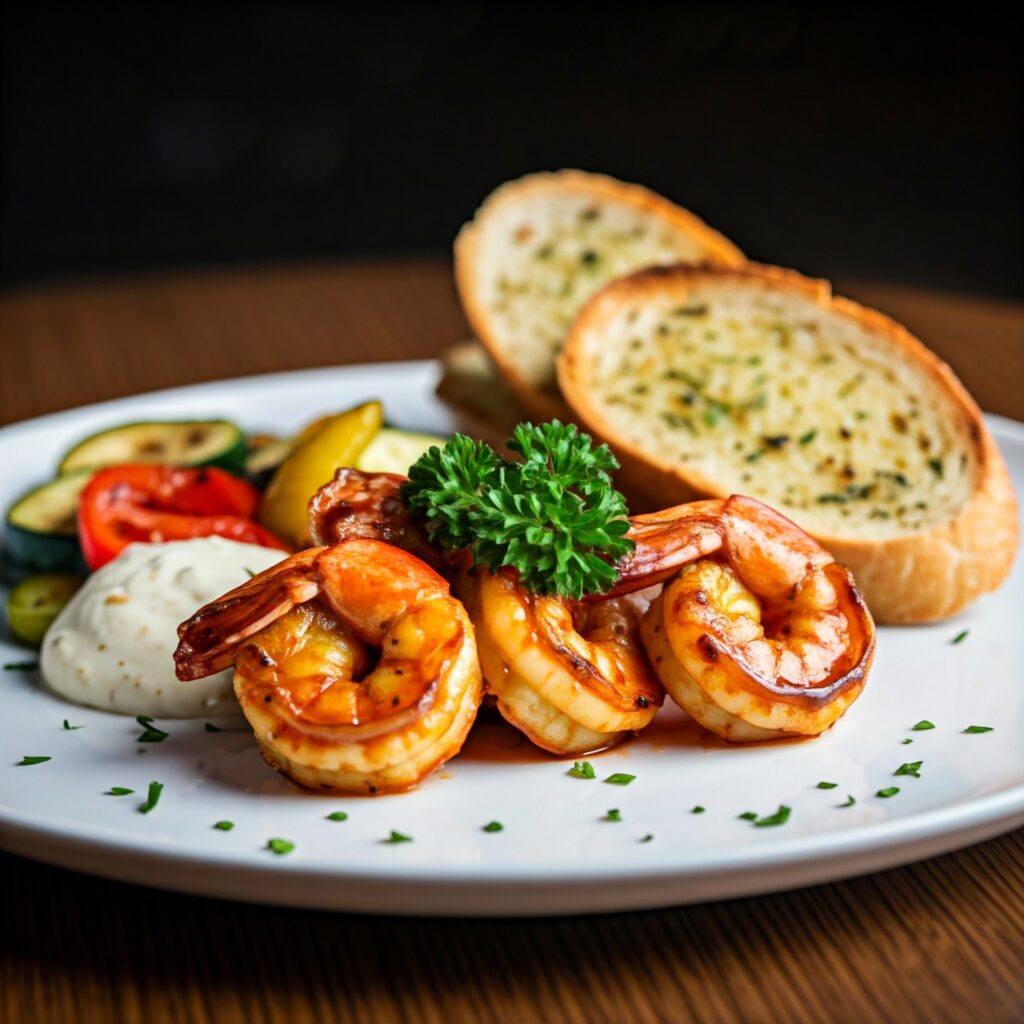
left=174, top=539, right=482, bottom=793
left=309, top=467, right=661, bottom=754
left=619, top=495, right=875, bottom=741
left=308, top=468, right=445, bottom=570
left=461, top=569, right=661, bottom=754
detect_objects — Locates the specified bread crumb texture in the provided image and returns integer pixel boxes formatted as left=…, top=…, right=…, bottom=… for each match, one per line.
left=571, top=276, right=976, bottom=540
left=475, top=191, right=724, bottom=390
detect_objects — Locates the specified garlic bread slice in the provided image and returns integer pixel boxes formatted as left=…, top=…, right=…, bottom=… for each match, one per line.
left=558, top=262, right=1018, bottom=623
left=454, top=170, right=743, bottom=420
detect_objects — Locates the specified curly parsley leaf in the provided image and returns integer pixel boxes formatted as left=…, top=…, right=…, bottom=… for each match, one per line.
left=402, top=422, right=634, bottom=599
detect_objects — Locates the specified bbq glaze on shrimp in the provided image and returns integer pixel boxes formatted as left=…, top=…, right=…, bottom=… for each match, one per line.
left=174, top=539, right=482, bottom=793
left=615, top=495, right=875, bottom=741
left=309, top=467, right=661, bottom=754
left=460, top=569, right=661, bottom=754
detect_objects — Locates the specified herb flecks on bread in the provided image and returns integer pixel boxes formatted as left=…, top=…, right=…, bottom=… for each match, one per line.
left=558, top=263, right=1019, bottom=623
left=455, top=171, right=743, bottom=417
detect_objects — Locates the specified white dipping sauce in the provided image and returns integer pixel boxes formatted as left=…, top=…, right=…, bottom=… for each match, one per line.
left=42, top=537, right=285, bottom=717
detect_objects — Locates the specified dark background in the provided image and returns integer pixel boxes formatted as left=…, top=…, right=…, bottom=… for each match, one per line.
left=2, top=3, right=1022, bottom=297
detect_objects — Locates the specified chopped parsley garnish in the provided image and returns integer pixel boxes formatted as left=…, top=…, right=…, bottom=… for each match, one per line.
left=951, top=630, right=969, bottom=645
left=816, top=781, right=838, bottom=790
left=798, top=429, right=818, bottom=446
left=3, top=661, right=40, bottom=671
left=604, top=809, right=622, bottom=822
left=639, top=833, right=654, bottom=843
left=139, top=780, right=163, bottom=814
left=662, top=412, right=696, bottom=432
left=876, top=787, right=900, bottom=799
left=267, top=838, right=295, bottom=855
left=963, top=725, right=993, bottom=734
left=580, top=249, right=600, bottom=267
left=204, top=723, right=222, bottom=733
left=753, top=805, right=791, bottom=828
left=402, top=423, right=633, bottom=599
left=838, top=794, right=856, bottom=808
left=894, top=761, right=923, bottom=778
left=738, top=811, right=758, bottom=821
left=837, top=373, right=865, bottom=398
left=16, top=755, right=50, bottom=766
left=568, top=761, right=596, bottom=779
left=136, top=715, right=169, bottom=743
left=63, top=719, right=83, bottom=731
left=214, top=820, right=234, bottom=831
left=901, top=738, right=914, bottom=745
left=691, top=805, right=705, bottom=814
left=912, top=720, right=935, bottom=731
left=106, top=786, right=133, bottom=796
left=326, top=811, right=349, bottom=822
left=243, top=567, right=256, bottom=578
left=482, top=821, right=504, bottom=832
left=604, top=773, right=635, bottom=786
left=384, top=830, right=413, bottom=844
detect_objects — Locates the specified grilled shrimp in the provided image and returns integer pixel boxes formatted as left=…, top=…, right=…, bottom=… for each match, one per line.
left=309, top=468, right=662, bottom=754
left=174, top=539, right=482, bottom=793
left=460, top=568, right=661, bottom=754
left=615, top=495, right=875, bottom=741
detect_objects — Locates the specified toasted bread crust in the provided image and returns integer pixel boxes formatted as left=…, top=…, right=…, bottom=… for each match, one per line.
left=454, top=170, right=743, bottom=422
left=558, top=262, right=1019, bottom=623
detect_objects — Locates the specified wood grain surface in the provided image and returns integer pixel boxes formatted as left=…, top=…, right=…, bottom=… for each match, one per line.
left=1, top=261, right=1022, bottom=1024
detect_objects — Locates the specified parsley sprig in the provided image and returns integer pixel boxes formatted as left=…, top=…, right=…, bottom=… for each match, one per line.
left=402, top=422, right=634, bottom=599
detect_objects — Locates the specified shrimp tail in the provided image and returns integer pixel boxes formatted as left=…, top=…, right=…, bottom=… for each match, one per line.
left=174, top=548, right=323, bottom=680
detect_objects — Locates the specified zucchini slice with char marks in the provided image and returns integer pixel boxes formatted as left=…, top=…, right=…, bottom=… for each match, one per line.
left=5, top=471, right=91, bottom=572
left=58, top=420, right=246, bottom=475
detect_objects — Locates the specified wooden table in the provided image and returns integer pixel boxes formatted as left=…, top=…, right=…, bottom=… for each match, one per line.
left=2, top=262, right=1022, bottom=1023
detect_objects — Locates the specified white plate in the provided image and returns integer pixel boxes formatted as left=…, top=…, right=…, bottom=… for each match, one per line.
left=1, top=361, right=1022, bottom=917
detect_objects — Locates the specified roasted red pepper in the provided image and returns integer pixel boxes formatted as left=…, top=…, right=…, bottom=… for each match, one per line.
left=78, top=464, right=288, bottom=570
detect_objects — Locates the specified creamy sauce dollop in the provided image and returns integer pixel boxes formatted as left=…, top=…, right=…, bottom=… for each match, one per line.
left=41, top=537, right=285, bottom=717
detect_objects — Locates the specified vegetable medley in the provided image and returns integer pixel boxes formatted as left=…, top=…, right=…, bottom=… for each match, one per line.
left=2, top=401, right=443, bottom=646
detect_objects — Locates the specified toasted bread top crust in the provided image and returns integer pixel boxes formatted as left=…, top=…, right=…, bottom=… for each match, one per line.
left=454, top=171, right=743, bottom=416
